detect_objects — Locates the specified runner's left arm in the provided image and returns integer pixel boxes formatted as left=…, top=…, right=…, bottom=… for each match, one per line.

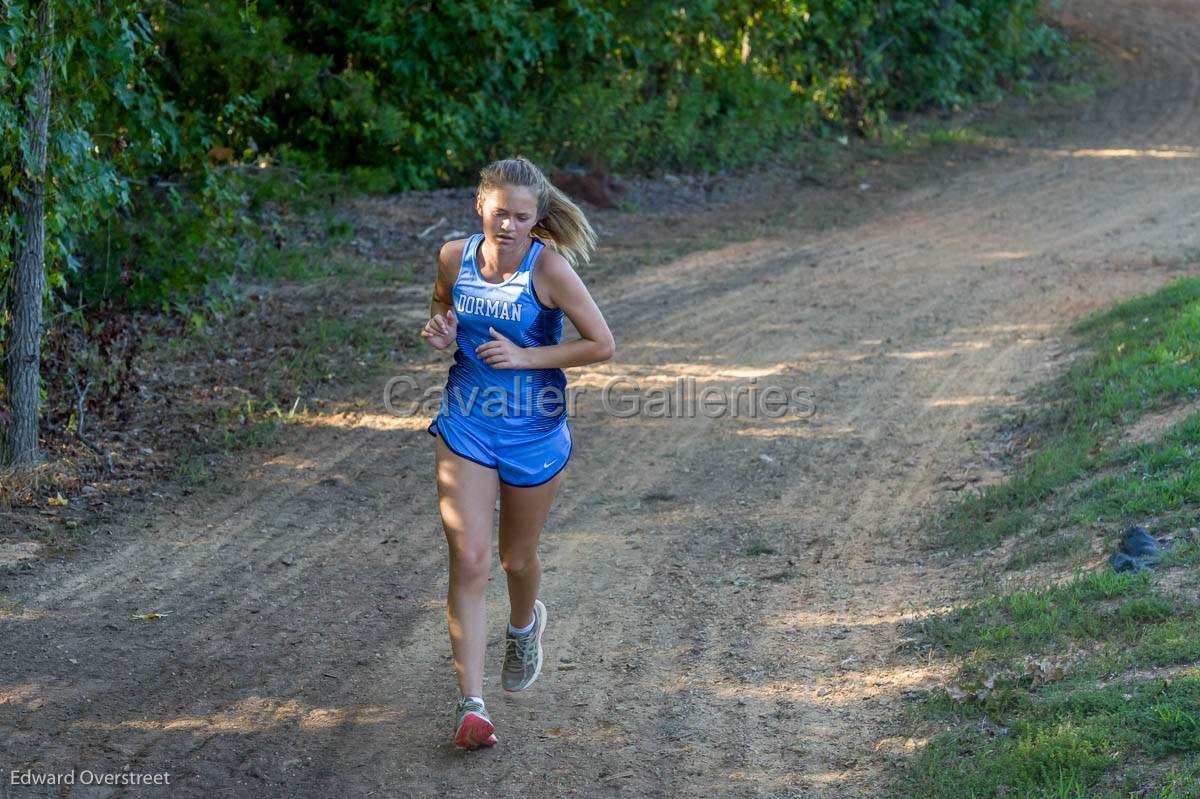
left=475, top=248, right=615, bottom=369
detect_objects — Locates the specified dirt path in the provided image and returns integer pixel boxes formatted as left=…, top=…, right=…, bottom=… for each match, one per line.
left=4, top=1, right=1200, bottom=796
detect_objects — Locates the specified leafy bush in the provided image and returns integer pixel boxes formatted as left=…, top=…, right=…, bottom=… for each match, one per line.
left=148, top=0, right=1067, bottom=189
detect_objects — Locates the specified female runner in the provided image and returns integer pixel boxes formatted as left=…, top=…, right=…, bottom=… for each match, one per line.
left=420, top=156, right=616, bottom=750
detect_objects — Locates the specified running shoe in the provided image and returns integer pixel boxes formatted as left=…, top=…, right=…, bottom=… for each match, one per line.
left=453, top=696, right=497, bottom=750
left=501, top=598, right=547, bottom=692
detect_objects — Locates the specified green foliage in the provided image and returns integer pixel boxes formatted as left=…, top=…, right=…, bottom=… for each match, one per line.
left=148, top=0, right=1067, bottom=189
left=1, top=1, right=162, bottom=326
left=0, top=1, right=277, bottom=321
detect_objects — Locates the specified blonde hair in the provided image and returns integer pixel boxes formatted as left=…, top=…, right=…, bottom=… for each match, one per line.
left=477, top=156, right=598, bottom=267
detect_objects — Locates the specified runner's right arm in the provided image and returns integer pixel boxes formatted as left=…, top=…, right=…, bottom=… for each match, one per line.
left=421, top=239, right=464, bottom=351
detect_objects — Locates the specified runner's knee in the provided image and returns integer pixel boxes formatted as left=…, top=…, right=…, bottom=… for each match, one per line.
left=500, top=552, right=539, bottom=579
left=448, top=546, right=491, bottom=584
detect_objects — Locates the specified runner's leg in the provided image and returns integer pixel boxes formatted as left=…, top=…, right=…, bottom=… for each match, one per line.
left=497, top=469, right=565, bottom=629
left=435, top=434, right=500, bottom=698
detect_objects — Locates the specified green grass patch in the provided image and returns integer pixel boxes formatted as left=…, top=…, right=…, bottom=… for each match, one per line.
left=743, top=541, right=779, bottom=557
left=919, top=569, right=1156, bottom=667
left=250, top=242, right=405, bottom=286
left=937, top=278, right=1200, bottom=552
left=895, top=277, right=1200, bottom=798
left=174, top=418, right=286, bottom=485
left=927, top=126, right=984, bottom=146
left=899, top=562, right=1200, bottom=798
left=262, top=315, right=403, bottom=399
left=1004, top=531, right=1092, bottom=572
left=173, top=398, right=311, bottom=485
left=898, top=676, right=1200, bottom=799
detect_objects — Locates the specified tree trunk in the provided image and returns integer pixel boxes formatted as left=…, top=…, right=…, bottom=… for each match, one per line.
left=4, top=0, right=54, bottom=466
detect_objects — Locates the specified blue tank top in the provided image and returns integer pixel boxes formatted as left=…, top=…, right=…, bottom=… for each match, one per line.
left=438, top=233, right=568, bottom=434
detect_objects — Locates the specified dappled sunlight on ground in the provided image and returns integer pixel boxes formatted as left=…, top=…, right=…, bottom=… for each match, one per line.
left=979, top=250, right=1034, bottom=261
left=0, top=541, right=43, bottom=569
left=0, top=604, right=47, bottom=621
left=73, top=697, right=404, bottom=735
left=1033, top=146, right=1200, bottom=159
left=568, top=360, right=791, bottom=388
left=0, top=684, right=45, bottom=707
left=927, top=393, right=1018, bottom=407
left=887, top=341, right=993, bottom=360
left=295, top=410, right=432, bottom=432
left=735, top=424, right=855, bottom=439
left=766, top=605, right=958, bottom=629
left=956, top=322, right=1056, bottom=335
left=695, top=660, right=950, bottom=705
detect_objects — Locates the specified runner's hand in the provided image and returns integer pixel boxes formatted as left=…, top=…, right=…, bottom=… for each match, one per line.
left=475, top=326, right=530, bottom=369
left=421, top=309, right=457, bottom=350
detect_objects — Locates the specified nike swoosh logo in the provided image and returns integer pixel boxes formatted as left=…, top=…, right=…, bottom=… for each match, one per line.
left=542, top=460, right=554, bottom=468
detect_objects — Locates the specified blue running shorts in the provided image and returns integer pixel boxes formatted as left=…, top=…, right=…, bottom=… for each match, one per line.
left=428, top=415, right=572, bottom=487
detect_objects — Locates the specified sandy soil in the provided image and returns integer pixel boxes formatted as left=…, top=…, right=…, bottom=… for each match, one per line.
left=3, top=0, right=1200, bottom=796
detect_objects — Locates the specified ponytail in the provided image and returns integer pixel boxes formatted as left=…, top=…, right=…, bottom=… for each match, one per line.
left=477, top=156, right=598, bottom=267
left=531, top=183, right=598, bottom=268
